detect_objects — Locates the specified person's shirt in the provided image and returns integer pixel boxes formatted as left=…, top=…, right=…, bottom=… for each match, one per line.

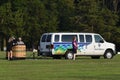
left=12, top=39, right=17, bottom=46
left=72, top=40, right=78, bottom=50
left=7, top=41, right=13, bottom=51
left=17, top=41, right=24, bottom=45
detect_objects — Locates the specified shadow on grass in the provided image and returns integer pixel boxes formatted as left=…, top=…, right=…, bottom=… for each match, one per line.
left=0, top=51, right=103, bottom=61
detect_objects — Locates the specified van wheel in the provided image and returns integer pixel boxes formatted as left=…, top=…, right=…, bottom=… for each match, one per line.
left=104, top=50, right=113, bottom=59
left=65, top=51, right=73, bottom=60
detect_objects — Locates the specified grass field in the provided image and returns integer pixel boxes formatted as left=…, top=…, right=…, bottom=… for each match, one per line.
left=0, top=51, right=120, bottom=80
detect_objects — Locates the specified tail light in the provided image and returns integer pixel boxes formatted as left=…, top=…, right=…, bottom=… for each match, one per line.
left=50, top=44, right=54, bottom=49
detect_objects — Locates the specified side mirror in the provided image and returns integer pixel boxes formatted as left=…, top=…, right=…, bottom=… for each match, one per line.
left=99, top=40, right=104, bottom=43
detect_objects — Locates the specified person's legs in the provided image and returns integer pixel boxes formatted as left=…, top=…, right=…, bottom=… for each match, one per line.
left=10, top=50, right=13, bottom=60
left=73, top=49, right=77, bottom=60
left=73, top=53, right=76, bottom=60
left=7, top=52, right=10, bottom=60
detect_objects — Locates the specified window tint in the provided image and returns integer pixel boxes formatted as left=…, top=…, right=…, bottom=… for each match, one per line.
left=85, top=35, right=92, bottom=42
left=55, top=35, right=59, bottom=42
left=79, top=35, right=84, bottom=42
left=46, top=35, right=51, bottom=42
left=62, top=35, right=77, bottom=42
left=94, top=35, right=103, bottom=43
left=41, top=35, right=47, bottom=42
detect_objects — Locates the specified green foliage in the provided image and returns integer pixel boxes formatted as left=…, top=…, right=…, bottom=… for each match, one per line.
left=57, top=0, right=74, bottom=31
left=0, top=0, right=120, bottom=48
left=69, top=0, right=99, bottom=32
left=0, top=1, right=25, bottom=37
left=99, top=8, right=119, bottom=41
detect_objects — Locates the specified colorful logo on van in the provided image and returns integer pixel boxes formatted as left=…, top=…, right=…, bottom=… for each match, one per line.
left=53, top=42, right=87, bottom=54
left=53, top=43, right=72, bottom=54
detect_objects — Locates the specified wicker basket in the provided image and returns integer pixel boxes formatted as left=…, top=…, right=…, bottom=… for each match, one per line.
left=12, top=45, right=26, bottom=59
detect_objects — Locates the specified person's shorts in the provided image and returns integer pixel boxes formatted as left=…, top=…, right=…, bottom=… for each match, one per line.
left=7, top=48, right=12, bottom=52
left=73, top=49, right=77, bottom=53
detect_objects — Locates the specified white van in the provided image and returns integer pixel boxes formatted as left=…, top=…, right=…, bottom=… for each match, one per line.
left=38, top=32, right=116, bottom=59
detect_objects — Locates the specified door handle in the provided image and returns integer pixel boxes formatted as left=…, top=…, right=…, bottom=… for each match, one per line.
left=98, top=44, right=101, bottom=47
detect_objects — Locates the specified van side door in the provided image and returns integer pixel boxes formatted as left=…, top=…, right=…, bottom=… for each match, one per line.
left=84, top=35, right=94, bottom=55
left=78, top=35, right=85, bottom=55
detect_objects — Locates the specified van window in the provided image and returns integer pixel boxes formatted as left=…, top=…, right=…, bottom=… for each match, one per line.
left=62, top=35, right=77, bottom=42
left=55, top=35, right=59, bottom=42
left=85, top=35, right=92, bottom=42
left=94, top=35, right=103, bottom=43
left=79, top=35, right=84, bottom=42
left=41, top=35, right=47, bottom=42
left=46, top=35, right=51, bottom=42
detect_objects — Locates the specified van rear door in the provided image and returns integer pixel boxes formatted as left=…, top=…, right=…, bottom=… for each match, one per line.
left=40, top=34, right=52, bottom=53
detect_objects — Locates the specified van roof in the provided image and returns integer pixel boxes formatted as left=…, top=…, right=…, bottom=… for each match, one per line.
left=42, top=32, right=99, bottom=35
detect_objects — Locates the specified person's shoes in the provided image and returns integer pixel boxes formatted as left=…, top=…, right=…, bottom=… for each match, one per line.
left=8, top=57, right=10, bottom=60
left=73, top=58, right=75, bottom=60
left=10, top=58, right=13, bottom=61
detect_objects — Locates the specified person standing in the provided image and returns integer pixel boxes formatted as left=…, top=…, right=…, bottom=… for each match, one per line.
left=72, top=36, right=78, bottom=60
left=7, top=37, right=14, bottom=60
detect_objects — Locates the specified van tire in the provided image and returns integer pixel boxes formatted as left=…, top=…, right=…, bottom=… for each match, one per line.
left=65, top=51, right=73, bottom=60
left=104, top=50, right=113, bottom=59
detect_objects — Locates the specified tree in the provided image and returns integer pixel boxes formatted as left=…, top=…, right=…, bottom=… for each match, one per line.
left=57, top=0, right=74, bottom=31
left=0, top=1, right=25, bottom=37
left=19, top=0, right=59, bottom=48
left=70, top=0, right=100, bottom=32
left=0, top=0, right=120, bottom=50
left=41, top=0, right=58, bottom=32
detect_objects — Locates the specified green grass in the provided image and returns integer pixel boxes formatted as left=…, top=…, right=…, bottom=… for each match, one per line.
left=0, top=51, right=120, bottom=80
